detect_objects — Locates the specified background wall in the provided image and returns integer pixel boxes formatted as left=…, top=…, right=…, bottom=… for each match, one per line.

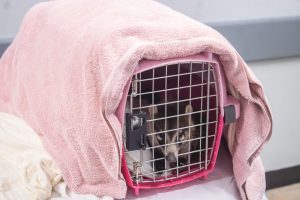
left=0, top=0, right=48, bottom=39
left=158, top=0, right=300, bottom=23
left=0, top=0, right=300, bottom=171
left=1, top=0, right=300, bottom=39
left=250, top=57, right=300, bottom=171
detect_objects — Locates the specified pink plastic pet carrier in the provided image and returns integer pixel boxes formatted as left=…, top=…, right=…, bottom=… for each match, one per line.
left=118, top=52, right=240, bottom=195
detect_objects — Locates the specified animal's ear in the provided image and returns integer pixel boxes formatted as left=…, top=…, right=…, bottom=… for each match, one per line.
left=148, top=105, right=158, bottom=119
left=185, top=104, right=193, bottom=113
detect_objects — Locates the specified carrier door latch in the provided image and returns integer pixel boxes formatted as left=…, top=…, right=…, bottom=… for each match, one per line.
left=224, top=105, right=236, bottom=125
left=125, top=112, right=148, bottom=151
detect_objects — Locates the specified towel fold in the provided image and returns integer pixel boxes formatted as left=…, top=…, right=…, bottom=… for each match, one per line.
left=0, top=0, right=272, bottom=199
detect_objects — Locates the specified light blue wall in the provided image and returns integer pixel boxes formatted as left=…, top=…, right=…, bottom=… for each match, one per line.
left=250, top=57, right=300, bottom=171
left=0, top=0, right=49, bottom=38
left=157, top=0, right=300, bottom=23
left=1, top=0, right=300, bottom=38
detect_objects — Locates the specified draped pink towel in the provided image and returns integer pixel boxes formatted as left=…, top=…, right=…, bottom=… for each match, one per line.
left=0, top=0, right=272, bottom=199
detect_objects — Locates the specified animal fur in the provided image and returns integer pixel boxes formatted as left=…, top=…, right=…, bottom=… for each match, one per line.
left=147, top=102, right=200, bottom=175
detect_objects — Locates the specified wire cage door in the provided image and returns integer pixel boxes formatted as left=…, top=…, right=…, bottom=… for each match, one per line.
left=120, top=53, right=239, bottom=195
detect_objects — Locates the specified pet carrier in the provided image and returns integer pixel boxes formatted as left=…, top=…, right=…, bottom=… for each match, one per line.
left=117, top=52, right=240, bottom=195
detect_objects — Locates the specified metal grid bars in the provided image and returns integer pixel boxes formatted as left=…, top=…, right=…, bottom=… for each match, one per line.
left=126, top=61, right=219, bottom=184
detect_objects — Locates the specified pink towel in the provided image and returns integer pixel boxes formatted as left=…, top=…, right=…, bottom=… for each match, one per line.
left=0, top=0, right=272, bottom=199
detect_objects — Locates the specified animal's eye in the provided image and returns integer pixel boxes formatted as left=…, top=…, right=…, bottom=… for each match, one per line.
left=156, top=132, right=165, bottom=144
left=154, top=124, right=160, bottom=133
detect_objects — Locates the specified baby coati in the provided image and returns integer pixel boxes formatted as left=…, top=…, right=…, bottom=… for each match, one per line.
left=147, top=102, right=199, bottom=175
left=126, top=94, right=202, bottom=176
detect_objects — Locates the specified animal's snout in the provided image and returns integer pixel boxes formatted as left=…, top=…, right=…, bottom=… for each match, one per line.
left=166, top=153, right=177, bottom=163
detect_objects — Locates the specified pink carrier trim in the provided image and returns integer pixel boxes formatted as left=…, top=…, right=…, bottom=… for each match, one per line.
left=117, top=52, right=239, bottom=195
left=121, top=114, right=224, bottom=195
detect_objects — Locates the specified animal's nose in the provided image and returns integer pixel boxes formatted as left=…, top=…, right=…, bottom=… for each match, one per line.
left=166, top=153, right=177, bottom=163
